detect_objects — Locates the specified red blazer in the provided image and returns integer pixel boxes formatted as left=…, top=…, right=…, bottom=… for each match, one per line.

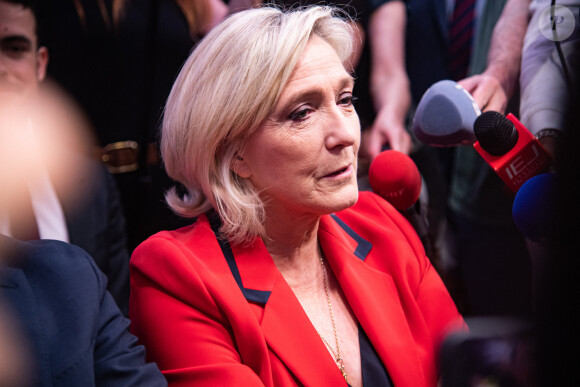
left=130, top=191, right=464, bottom=386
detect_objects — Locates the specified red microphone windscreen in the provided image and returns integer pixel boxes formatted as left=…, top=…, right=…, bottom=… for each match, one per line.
left=368, top=150, right=422, bottom=211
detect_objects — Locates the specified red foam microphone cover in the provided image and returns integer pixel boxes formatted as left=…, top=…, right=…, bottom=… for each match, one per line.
left=368, top=150, right=422, bottom=211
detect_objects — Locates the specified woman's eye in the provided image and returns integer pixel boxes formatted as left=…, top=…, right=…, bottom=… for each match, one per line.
left=288, top=107, right=311, bottom=121
left=338, top=93, right=357, bottom=106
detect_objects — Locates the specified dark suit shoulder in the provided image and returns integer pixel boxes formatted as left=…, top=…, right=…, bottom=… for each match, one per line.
left=0, top=235, right=167, bottom=386
left=2, top=237, right=104, bottom=293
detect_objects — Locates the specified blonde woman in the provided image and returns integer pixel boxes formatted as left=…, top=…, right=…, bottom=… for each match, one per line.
left=130, top=6, right=464, bottom=386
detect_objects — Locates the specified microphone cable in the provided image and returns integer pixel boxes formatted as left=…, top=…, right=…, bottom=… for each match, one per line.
left=550, top=0, right=576, bottom=98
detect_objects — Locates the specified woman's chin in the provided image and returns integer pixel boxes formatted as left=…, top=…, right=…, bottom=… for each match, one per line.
left=327, top=186, right=359, bottom=213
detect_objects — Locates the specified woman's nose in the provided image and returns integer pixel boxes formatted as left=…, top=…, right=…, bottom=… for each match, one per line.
left=324, top=106, right=359, bottom=150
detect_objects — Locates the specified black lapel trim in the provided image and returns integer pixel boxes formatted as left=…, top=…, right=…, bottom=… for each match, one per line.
left=207, top=213, right=271, bottom=305
left=330, top=213, right=372, bottom=260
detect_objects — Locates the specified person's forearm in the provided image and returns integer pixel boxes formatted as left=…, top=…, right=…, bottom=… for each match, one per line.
left=368, top=1, right=410, bottom=122
left=485, top=0, right=532, bottom=100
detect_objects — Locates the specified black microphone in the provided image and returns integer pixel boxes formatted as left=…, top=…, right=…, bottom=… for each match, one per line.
left=473, top=111, right=553, bottom=192
left=413, top=80, right=480, bottom=146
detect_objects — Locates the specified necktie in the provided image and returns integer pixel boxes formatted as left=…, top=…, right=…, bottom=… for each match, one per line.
left=448, top=0, right=476, bottom=80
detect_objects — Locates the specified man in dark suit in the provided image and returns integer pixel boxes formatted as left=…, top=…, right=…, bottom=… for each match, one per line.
left=0, top=0, right=130, bottom=315
left=0, top=235, right=168, bottom=386
left=0, top=2, right=166, bottom=382
left=60, top=158, right=131, bottom=315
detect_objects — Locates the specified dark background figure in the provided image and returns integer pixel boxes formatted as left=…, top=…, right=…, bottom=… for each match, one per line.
left=446, top=0, right=534, bottom=318
left=542, top=57, right=580, bottom=387
left=63, top=160, right=131, bottom=315
left=402, top=0, right=486, bottom=300
left=521, top=2, right=580, bottom=383
left=35, top=0, right=227, bottom=251
left=0, top=0, right=131, bottom=315
left=403, top=0, right=537, bottom=318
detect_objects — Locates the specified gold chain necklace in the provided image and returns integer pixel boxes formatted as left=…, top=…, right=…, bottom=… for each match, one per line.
left=317, top=254, right=348, bottom=383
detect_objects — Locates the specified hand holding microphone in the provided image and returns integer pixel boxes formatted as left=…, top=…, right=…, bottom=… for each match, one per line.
left=458, top=74, right=508, bottom=114
left=413, top=79, right=554, bottom=192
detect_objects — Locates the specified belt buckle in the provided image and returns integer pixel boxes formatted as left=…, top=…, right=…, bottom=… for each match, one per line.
left=101, top=141, right=139, bottom=174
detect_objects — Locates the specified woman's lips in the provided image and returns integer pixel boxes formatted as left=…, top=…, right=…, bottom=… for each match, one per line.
left=324, top=164, right=353, bottom=178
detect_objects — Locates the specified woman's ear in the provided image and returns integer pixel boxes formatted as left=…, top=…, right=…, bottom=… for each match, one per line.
left=230, top=154, right=251, bottom=178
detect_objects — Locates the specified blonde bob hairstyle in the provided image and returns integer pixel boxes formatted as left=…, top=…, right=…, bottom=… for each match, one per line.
left=161, top=5, right=354, bottom=245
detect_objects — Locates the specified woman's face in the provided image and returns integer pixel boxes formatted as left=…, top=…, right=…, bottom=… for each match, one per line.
left=234, top=35, right=360, bottom=218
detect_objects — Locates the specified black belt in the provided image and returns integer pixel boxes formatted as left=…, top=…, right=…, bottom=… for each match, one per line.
left=97, top=141, right=160, bottom=174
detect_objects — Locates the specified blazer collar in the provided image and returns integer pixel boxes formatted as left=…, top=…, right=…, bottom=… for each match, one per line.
left=209, top=213, right=426, bottom=386
left=319, top=214, right=427, bottom=386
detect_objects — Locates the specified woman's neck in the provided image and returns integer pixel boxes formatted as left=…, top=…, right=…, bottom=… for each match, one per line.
left=262, top=212, right=323, bottom=289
